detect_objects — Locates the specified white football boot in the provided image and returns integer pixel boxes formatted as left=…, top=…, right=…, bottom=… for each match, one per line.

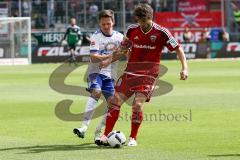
left=73, top=126, right=87, bottom=139
left=127, top=137, right=138, bottom=147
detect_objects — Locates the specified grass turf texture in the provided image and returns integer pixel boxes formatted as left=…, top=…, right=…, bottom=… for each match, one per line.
left=0, top=60, right=240, bottom=160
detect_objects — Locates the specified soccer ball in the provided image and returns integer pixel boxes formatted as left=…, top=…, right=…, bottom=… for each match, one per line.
left=107, top=130, right=126, bottom=148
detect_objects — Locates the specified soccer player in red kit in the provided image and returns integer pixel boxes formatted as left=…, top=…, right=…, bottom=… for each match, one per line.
left=97, top=3, right=188, bottom=147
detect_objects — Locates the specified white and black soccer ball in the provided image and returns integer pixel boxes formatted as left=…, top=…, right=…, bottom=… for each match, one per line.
left=107, top=130, right=126, bottom=148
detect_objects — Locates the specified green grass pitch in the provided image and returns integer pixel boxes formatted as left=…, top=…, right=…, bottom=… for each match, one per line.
left=0, top=59, right=240, bottom=160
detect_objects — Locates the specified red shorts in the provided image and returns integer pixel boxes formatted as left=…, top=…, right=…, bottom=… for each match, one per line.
left=115, top=73, right=156, bottom=102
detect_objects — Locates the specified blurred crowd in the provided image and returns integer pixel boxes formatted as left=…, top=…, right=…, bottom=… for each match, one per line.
left=0, top=0, right=238, bottom=41
left=6, top=0, right=175, bottom=29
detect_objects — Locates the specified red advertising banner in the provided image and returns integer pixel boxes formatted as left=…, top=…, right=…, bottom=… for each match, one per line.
left=154, top=11, right=222, bottom=28
left=178, top=0, right=208, bottom=13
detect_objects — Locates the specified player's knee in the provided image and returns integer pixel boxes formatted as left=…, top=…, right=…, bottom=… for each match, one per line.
left=132, top=101, right=144, bottom=112
left=108, top=94, right=122, bottom=107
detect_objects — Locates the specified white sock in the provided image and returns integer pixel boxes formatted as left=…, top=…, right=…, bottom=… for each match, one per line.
left=82, top=97, right=98, bottom=129
left=95, top=108, right=107, bottom=132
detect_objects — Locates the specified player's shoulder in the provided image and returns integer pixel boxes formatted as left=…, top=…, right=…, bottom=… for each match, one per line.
left=67, top=25, right=80, bottom=30
left=92, top=29, right=102, bottom=35
left=127, top=23, right=139, bottom=30
left=152, top=22, right=172, bottom=37
left=74, top=25, right=81, bottom=29
left=90, top=29, right=102, bottom=41
left=125, top=23, right=140, bottom=35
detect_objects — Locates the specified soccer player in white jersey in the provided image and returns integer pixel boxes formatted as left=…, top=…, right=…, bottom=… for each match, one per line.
left=73, top=10, right=124, bottom=144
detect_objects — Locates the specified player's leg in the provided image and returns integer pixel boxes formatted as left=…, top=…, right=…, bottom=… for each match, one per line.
left=94, top=106, right=107, bottom=143
left=128, top=92, right=147, bottom=147
left=96, top=92, right=128, bottom=145
left=70, top=45, right=77, bottom=64
left=96, top=74, right=134, bottom=145
left=94, top=77, right=115, bottom=144
left=73, top=74, right=102, bottom=138
left=67, top=44, right=77, bottom=64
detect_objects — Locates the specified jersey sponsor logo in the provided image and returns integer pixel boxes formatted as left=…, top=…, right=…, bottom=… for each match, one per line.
left=133, top=44, right=156, bottom=50
left=168, top=37, right=178, bottom=48
left=150, top=35, right=157, bottom=42
left=226, top=42, right=240, bottom=52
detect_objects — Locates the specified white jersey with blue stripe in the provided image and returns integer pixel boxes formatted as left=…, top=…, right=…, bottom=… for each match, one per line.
left=87, top=29, right=124, bottom=80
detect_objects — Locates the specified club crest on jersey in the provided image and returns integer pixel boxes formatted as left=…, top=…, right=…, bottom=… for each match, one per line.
left=105, top=42, right=117, bottom=51
left=150, top=35, right=157, bottom=42
left=134, top=36, right=139, bottom=40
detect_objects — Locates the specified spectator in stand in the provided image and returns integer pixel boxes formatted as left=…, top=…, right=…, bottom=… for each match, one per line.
left=89, top=3, right=99, bottom=27
left=160, top=0, right=170, bottom=12
left=182, top=27, right=193, bottom=42
left=231, top=2, right=240, bottom=26
left=199, top=28, right=211, bottom=58
left=151, top=0, right=161, bottom=12
left=126, top=0, right=134, bottom=23
left=12, top=11, right=19, bottom=17
left=55, top=2, right=64, bottom=23
left=218, top=28, right=230, bottom=42
left=35, top=13, right=46, bottom=29
left=200, top=28, right=211, bottom=42
left=22, top=0, right=30, bottom=17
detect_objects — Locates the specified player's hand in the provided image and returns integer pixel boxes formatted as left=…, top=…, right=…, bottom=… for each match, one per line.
left=180, top=69, right=188, bottom=80
left=99, top=58, right=111, bottom=69
left=120, top=37, right=132, bottom=51
left=77, top=40, right=82, bottom=46
left=61, top=40, right=67, bottom=46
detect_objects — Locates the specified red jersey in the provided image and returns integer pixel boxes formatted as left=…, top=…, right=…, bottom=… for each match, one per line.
left=125, top=22, right=180, bottom=77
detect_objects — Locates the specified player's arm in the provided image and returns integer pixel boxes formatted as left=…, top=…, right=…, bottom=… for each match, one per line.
left=62, top=28, right=69, bottom=41
left=77, top=27, right=83, bottom=45
left=163, top=27, right=188, bottom=80
left=99, top=38, right=131, bottom=68
left=175, top=47, right=188, bottom=80
left=90, top=52, right=112, bottom=63
left=89, top=35, right=110, bottom=63
left=99, top=49, right=129, bottom=68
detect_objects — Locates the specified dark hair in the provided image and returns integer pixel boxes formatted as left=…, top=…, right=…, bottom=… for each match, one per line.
left=133, top=3, right=153, bottom=20
left=99, top=9, right=115, bottom=22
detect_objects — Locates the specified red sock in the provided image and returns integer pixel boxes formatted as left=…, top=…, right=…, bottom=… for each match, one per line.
left=104, top=105, right=120, bottom=136
left=130, top=111, right=143, bottom=140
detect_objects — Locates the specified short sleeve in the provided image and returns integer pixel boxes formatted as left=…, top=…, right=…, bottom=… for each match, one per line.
left=162, top=28, right=180, bottom=52
left=89, top=34, right=100, bottom=54
left=118, top=32, right=124, bottom=45
left=125, top=24, right=138, bottom=39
